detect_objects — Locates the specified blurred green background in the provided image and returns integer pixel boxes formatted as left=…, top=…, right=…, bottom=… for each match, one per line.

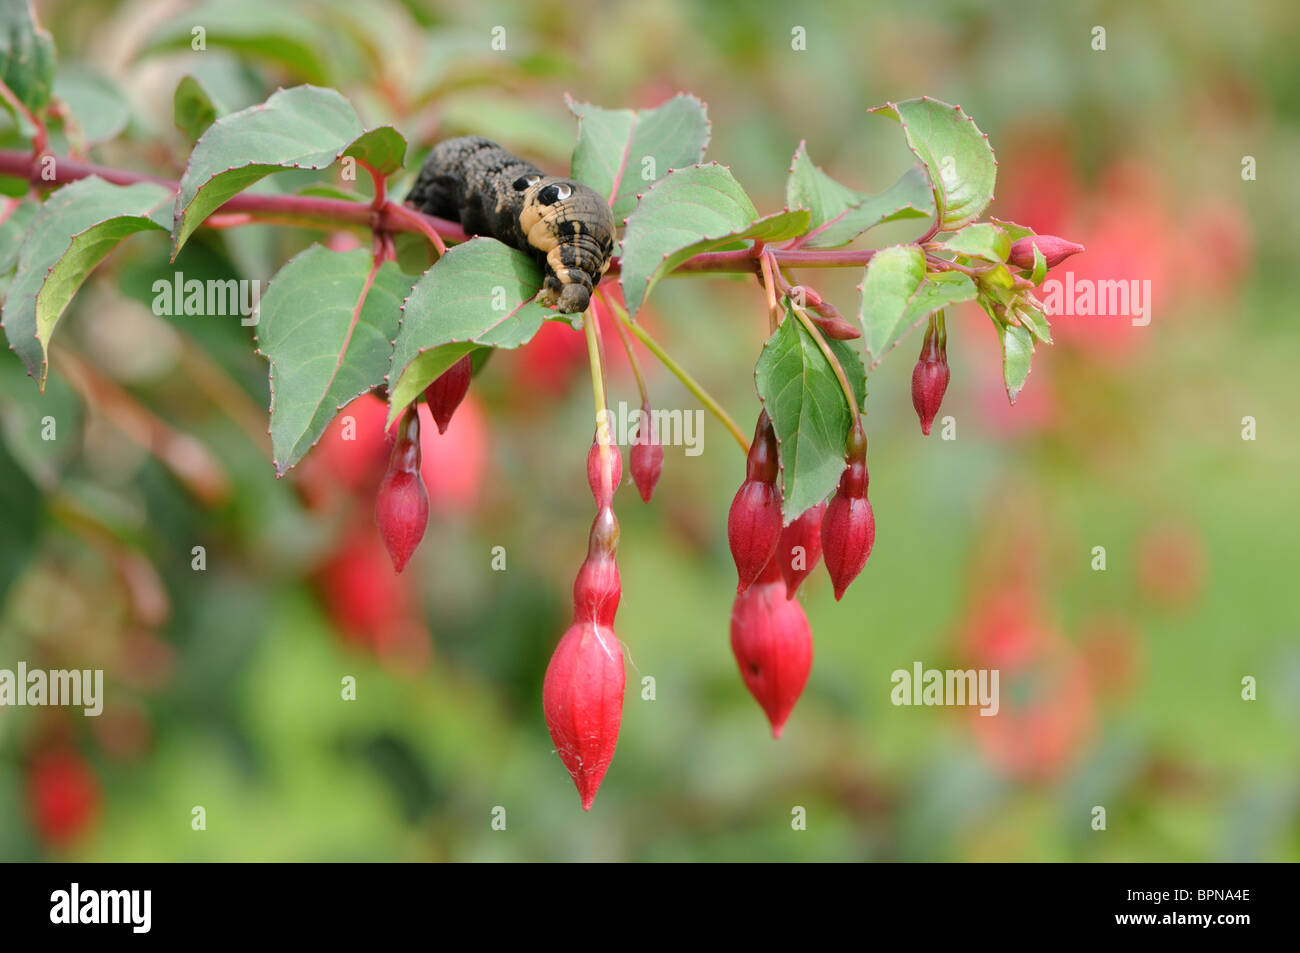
left=1, top=0, right=1297, bottom=861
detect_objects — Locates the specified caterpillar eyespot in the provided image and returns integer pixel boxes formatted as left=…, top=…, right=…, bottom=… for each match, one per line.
left=406, top=136, right=616, bottom=314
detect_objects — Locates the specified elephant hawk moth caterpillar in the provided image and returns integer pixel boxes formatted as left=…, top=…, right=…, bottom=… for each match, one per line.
left=406, top=136, right=616, bottom=314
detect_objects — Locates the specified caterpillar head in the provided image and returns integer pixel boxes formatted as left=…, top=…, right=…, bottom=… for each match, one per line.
left=514, top=174, right=616, bottom=313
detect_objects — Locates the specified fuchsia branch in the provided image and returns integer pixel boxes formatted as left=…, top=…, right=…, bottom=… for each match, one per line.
left=0, top=149, right=466, bottom=248
left=0, top=148, right=890, bottom=276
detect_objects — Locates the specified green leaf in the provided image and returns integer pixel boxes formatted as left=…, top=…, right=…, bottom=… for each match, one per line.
left=173, top=75, right=222, bottom=142
left=0, top=414, right=40, bottom=605
left=936, top=222, right=1009, bottom=263
left=567, top=93, right=710, bottom=221
left=858, top=244, right=924, bottom=360
left=0, top=354, right=80, bottom=487
left=990, top=217, right=1036, bottom=242
left=995, top=319, right=1034, bottom=404
left=755, top=311, right=866, bottom=521
left=1014, top=295, right=1052, bottom=344
left=619, top=164, right=809, bottom=316
left=859, top=246, right=979, bottom=367
left=342, top=126, right=407, bottom=177
left=171, top=85, right=405, bottom=255
left=256, top=245, right=412, bottom=475
left=143, top=0, right=332, bottom=85
left=0, top=0, right=56, bottom=131
left=2, top=177, right=172, bottom=387
left=869, top=97, right=997, bottom=233
left=387, top=237, right=554, bottom=424
left=0, top=198, right=38, bottom=274
left=785, top=141, right=862, bottom=230
left=879, top=271, right=977, bottom=369
left=786, top=142, right=932, bottom=248
left=1028, top=244, right=1048, bottom=286
left=52, top=66, right=129, bottom=146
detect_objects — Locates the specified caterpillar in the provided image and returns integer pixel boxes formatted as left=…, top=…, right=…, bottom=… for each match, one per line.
left=406, top=136, right=616, bottom=314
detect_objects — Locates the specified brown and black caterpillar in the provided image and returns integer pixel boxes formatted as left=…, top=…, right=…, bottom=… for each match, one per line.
left=406, top=136, right=616, bottom=314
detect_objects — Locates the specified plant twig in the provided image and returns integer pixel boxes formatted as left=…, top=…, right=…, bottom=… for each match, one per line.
left=0, top=148, right=891, bottom=276
left=583, top=304, right=616, bottom=503
left=609, top=300, right=649, bottom=405
left=789, top=300, right=861, bottom=418
left=598, top=288, right=749, bottom=454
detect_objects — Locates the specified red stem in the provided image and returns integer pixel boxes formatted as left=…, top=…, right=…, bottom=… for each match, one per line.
left=0, top=148, right=884, bottom=275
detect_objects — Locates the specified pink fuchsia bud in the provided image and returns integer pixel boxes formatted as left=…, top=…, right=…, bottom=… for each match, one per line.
left=730, top=564, right=813, bottom=738
left=573, top=507, right=621, bottom=627
left=728, top=411, right=783, bottom=593
left=587, top=437, right=623, bottom=507
left=543, top=621, right=626, bottom=810
left=776, top=502, right=825, bottom=598
left=822, top=487, right=874, bottom=600
left=630, top=400, right=663, bottom=503
left=1008, top=235, right=1085, bottom=270
left=423, top=353, right=474, bottom=434
left=789, top=286, right=861, bottom=340
left=573, top=554, right=621, bottom=627
left=375, top=406, right=429, bottom=572
left=820, top=422, right=874, bottom=600
left=911, top=313, right=950, bottom=436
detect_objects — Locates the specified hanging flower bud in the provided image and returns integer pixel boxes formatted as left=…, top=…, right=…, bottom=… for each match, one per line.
left=788, top=286, right=861, bottom=340
left=630, top=400, right=663, bottom=503
left=730, top=557, right=813, bottom=737
left=27, top=749, right=101, bottom=847
left=375, top=405, right=429, bottom=572
left=728, top=410, right=783, bottom=594
left=1007, top=235, right=1085, bottom=270
left=543, top=621, right=626, bottom=810
left=587, top=435, right=623, bottom=507
left=910, top=312, right=950, bottom=436
left=423, top=353, right=474, bottom=434
left=777, top=501, right=826, bottom=598
left=821, top=422, right=875, bottom=600
left=573, top=507, right=621, bottom=627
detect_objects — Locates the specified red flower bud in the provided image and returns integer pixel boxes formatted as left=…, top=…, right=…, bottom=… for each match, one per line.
left=543, top=621, right=626, bottom=810
left=729, top=483, right=783, bottom=594
left=821, top=469, right=875, bottom=601
left=911, top=316, right=950, bottom=436
left=587, top=438, right=623, bottom=507
left=375, top=406, right=429, bottom=572
left=27, top=750, right=100, bottom=847
left=821, top=422, right=874, bottom=600
left=1008, top=235, right=1085, bottom=270
left=730, top=568, right=813, bottom=738
left=423, top=353, right=474, bottom=434
left=630, top=400, right=663, bottom=503
left=789, top=287, right=861, bottom=340
left=729, top=411, right=783, bottom=593
left=776, top=502, right=825, bottom=598
left=573, top=554, right=621, bottom=627
left=574, top=507, right=621, bottom=627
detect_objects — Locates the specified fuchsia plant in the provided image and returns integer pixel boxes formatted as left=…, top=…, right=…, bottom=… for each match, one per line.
left=0, top=5, right=1083, bottom=810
